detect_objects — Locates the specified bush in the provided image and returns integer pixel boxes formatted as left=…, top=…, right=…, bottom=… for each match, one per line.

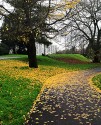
left=0, top=43, right=9, bottom=55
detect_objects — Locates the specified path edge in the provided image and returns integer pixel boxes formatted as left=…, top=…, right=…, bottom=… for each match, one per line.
left=88, top=72, right=101, bottom=94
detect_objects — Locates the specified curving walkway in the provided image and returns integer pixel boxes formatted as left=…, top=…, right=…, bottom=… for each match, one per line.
left=25, top=68, right=101, bottom=125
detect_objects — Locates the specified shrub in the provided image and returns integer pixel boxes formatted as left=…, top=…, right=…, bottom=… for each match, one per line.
left=0, top=43, right=9, bottom=55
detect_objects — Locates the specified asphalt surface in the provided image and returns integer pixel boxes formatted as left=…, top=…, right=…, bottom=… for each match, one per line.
left=24, top=68, right=101, bottom=125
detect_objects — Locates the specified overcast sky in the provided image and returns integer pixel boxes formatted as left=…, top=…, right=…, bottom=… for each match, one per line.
left=0, top=0, right=14, bottom=27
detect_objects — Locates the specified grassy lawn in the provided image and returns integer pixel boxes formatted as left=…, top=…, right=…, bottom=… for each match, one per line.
left=92, top=74, right=101, bottom=90
left=0, top=72, right=42, bottom=125
left=0, top=54, right=101, bottom=125
left=0, top=54, right=27, bottom=58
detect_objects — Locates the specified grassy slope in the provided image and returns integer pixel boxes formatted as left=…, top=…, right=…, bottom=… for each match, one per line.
left=37, top=55, right=100, bottom=70
left=49, top=54, right=90, bottom=62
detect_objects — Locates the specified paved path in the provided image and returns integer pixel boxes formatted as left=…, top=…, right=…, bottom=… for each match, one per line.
left=25, top=68, right=101, bottom=125
left=0, top=56, right=21, bottom=60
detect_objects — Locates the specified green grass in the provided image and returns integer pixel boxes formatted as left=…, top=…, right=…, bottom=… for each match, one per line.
left=0, top=54, right=27, bottom=58
left=0, top=72, right=42, bottom=125
left=49, top=54, right=90, bottom=62
left=37, top=56, right=101, bottom=70
left=92, top=74, right=101, bottom=90
left=0, top=54, right=28, bottom=62
left=0, top=54, right=89, bottom=62
left=1, top=54, right=101, bottom=70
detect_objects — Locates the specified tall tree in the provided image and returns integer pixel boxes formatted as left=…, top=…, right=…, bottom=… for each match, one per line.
left=0, top=0, right=52, bottom=68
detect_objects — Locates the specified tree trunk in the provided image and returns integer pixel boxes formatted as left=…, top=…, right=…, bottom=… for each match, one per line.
left=44, top=44, right=46, bottom=55
left=93, top=51, right=100, bottom=63
left=93, top=55, right=100, bottom=63
left=13, top=46, right=16, bottom=54
left=27, top=33, right=38, bottom=68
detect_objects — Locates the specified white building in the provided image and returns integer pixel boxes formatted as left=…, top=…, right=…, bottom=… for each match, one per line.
left=35, top=43, right=57, bottom=55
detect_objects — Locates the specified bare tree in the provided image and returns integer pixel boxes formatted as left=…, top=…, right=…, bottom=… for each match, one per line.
left=63, top=0, right=101, bottom=62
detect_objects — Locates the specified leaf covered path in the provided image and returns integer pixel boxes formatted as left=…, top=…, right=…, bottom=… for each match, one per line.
left=25, top=68, right=101, bottom=125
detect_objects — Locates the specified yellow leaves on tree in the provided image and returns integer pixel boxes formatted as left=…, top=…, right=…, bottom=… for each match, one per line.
left=49, top=0, right=80, bottom=20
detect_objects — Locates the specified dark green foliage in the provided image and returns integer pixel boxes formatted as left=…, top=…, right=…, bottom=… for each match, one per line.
left=37, top=37, right=52, bottom=46
left=0, top=43, right=9, bottom=55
